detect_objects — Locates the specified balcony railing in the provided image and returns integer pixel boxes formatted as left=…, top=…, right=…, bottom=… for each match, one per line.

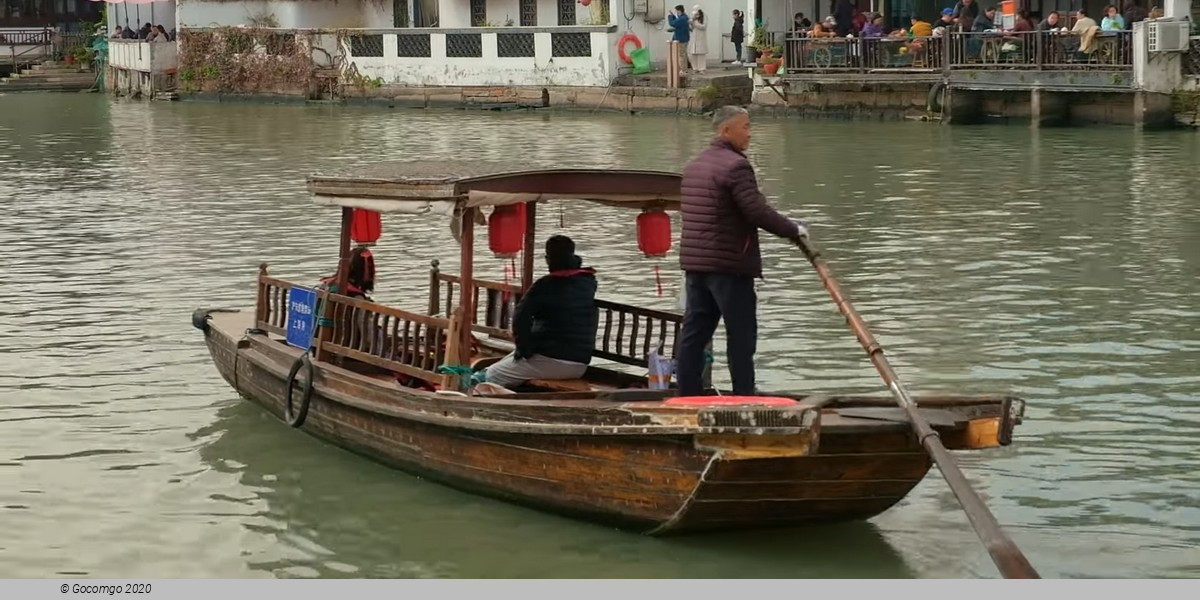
left=782, top=30, right=1133, bottom=74
left=785, top=36, right=945, bottom=72
left=947, top=30, right=1132, bottom=70
left=0, top=28, right=51, bottom=65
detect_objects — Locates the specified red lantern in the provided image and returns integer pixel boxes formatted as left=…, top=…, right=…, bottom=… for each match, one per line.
left=488, top=203, right=526, bottom=257
left=579, top=0, right=591, bottom=5
left=350, top=209, right=382, bottom=245
left=636, top=209, right=671, bottom=257
left=637, top=209, right=671, bottom=297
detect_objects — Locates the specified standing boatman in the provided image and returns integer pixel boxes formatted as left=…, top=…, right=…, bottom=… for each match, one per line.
left=675, top=105, right=807, bottom=396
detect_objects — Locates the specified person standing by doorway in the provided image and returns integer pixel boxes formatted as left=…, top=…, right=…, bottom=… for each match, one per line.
left=668, top=5, right=691, bottom=74
left=676, top=106, right=807, bottom=396
left=730, top=9, right=745, bottom=66
left=688, top=6, right=709, bottom=73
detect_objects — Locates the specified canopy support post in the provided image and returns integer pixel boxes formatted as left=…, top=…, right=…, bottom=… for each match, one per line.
left=317, top=206, right=354, bottom=363
left=521, top=202, right=537, bottom=293
left=458, top=207, right=476, bottom=367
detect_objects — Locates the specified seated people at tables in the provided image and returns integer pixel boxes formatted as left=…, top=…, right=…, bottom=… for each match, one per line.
left=793, top=12, right=813, bottom=32
left=910, top=15, right=934, bottom=37
left=1039, top=11, right=1064, bottom=31
left=973, top=5, right=997, bottom=31
left=1101, top=5, right=1126, bottom=30
left=483, top=235, right=598, bottom=389
left=861, top=15, right=886, bottom=37
left=1014, top=9, right=1037, bottom=31
left=1072, top=8, right=1098, bottom=33
left=810, top=20, right=836, bottom=37
left=934, top=8, right=957, bottom=30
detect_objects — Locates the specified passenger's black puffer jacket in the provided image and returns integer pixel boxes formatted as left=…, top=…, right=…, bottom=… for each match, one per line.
left=513, top=258, right=598, bottom=364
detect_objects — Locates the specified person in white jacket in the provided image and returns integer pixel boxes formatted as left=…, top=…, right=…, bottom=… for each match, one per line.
left=688, top=6, right=709, bottom=73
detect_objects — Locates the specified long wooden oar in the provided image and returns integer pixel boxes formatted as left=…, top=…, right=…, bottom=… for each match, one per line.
left=795, top=235, right=1040, bottom=579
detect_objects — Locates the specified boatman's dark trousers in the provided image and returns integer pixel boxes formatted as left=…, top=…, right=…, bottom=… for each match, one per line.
left=676, top=271, right=757, bottom=396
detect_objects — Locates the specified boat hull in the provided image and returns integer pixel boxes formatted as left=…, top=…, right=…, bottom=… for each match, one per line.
left=202, top=311, right=941, bottom=535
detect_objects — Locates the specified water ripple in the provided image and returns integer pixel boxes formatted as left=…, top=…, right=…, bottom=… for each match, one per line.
left=0, top=95, right=1198, bottom=578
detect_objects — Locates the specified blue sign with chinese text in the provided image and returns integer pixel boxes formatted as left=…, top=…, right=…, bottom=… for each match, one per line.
left=286, top=286, right=319, bottom=350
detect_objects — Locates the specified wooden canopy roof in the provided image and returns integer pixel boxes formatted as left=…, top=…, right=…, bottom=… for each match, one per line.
left=306, top=161, right=683, bottom=215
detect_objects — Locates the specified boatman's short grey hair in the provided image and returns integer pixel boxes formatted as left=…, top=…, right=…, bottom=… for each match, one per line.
left=712, top=105, right=749, bottom=131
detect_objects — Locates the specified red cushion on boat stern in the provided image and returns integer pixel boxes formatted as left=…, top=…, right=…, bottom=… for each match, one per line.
left=663, top=396, right=798, bottom=407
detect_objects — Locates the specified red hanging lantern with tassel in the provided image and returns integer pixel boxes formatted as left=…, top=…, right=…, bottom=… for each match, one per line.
left=350, top=208, right=382, bottom=245
left=636, top=209, right=671, bottom=296
left=488, top=203, right=526, bottom=258
left=637, top=209, right=671, bottom=257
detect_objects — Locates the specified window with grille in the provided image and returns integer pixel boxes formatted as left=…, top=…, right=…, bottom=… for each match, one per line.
left=551, top=32, right=591, bottom=57
left=350, top=34, right=384, bottom=57
left=471, top=0, right=487, bottom=26
left=497, top=32, right=535, bottom=57
left=557, top=0, right=575, bottom=26
left=397, top=33, right=431, bottom=58
left=446, top=33, right=483, bottom=58
left=520, top=0, right=537, bottom=26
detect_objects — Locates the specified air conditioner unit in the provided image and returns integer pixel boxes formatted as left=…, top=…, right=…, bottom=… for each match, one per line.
left=644, top=0, right=666, bottom=23
left=1147, top=19, right=1190, bottom=53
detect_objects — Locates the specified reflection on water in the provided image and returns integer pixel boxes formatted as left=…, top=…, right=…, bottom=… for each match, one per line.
left=0, top=94, right=1198, bottom=578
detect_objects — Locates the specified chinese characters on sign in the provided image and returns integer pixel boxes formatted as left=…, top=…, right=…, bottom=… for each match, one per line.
left=286, top=286, right=319, bottom=350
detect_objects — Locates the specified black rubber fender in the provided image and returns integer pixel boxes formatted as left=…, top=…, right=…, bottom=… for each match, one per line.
left=927, top=81, right=946, bottom=114
left=192, top=308, right=239, bottom=333
left=284, top=354, right=314, bottom=428
left=192, top=308, right=213, bottom=333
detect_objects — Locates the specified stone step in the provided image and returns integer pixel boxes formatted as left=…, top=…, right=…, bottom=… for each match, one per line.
left=0, top=80, right=94, bottom=92
left=31, top=66, right=88, bottom=74
left=2, top=75, right=95, bottom=84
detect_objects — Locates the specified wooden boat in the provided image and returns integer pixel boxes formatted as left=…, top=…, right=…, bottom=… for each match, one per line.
left=192, top=162, right=1027, bottom=535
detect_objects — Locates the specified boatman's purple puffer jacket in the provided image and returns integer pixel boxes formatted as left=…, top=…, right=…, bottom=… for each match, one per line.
left=678, top=139, right=800, bottom=278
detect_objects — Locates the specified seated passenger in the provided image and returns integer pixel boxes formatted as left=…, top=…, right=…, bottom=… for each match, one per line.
left=483, top=235, right=598, bottom=389
left=321, top=246, right=375, bottom=300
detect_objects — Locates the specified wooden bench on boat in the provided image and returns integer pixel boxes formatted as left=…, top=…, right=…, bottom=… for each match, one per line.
left=428, top=264, right=683, bottom=391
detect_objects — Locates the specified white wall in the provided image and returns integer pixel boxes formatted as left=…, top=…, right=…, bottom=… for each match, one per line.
left=440, top=0, right=471, bottom=26
left=177, top=1, right=274, bottom=27
left=489, top=0, right=521, bottom=25
left=696, top=0, right=746, bottom=63
left=176, top=0, right=391, bottom=29
left=1132, top=19, right=1185, bottom=94
left=108, top=39, right=179, bottom=73
left=362, top=2, right=395, bottom=28
left=350, top=29, right=617, bottom=85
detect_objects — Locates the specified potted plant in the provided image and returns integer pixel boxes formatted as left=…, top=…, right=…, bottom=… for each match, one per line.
left=72, top=47, right=92, bottom=69
left=747, top=25, right=769, bottom=62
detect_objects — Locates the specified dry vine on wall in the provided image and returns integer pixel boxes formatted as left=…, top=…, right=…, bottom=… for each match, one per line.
left=178, top=27, right=317, bottom=95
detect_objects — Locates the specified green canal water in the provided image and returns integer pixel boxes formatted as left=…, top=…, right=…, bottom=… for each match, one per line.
left=1, top=94, right=1198, bottom=578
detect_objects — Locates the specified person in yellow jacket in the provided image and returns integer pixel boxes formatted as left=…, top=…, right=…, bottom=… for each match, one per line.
left=910, top=15, right=934, bottom=37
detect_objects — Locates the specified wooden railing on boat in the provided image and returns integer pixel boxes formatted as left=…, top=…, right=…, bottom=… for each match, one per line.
left=257, top=269, right=452, bottom=382
left=256, top=274, right=293, bottom=337
left=429, top=262, right=681, bottom=369
left=321, top=294, right=451, bottom=380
